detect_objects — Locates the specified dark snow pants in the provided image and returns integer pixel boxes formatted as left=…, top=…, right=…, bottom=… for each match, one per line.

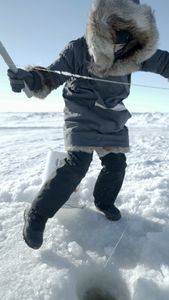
left=93, top=153, right=127, bottom=210
left=31, top=151, right=127, bottom=218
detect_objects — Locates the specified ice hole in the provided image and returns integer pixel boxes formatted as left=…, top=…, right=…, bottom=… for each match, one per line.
left=76, top=265, right=130, bottom=300
left=82, top=287, right=116, bottom=300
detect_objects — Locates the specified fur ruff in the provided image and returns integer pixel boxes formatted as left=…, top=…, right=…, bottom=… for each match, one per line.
left=86, top=0, right=159, bottom=77
left=65, top=146, right=130, bottom=154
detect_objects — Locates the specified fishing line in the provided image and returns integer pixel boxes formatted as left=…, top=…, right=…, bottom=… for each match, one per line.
left=104, top=223, right=129, bottom=268
left=163, top=146, right=169, bottom=160
left=6, top=64, right=169, bottom=91
left=47, top=69, right=169, bottom=91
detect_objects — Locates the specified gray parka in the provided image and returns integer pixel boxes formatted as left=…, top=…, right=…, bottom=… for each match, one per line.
left=30, top=0, right=169, bottom=151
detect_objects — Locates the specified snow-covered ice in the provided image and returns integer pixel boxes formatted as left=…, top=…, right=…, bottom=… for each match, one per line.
left=0, top=112, right=169, bottom=300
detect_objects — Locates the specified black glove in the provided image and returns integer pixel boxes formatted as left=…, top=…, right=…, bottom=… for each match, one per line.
left=7, top=68, right=34, bottom=93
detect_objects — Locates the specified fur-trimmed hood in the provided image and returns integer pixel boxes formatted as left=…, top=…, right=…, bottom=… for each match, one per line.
left=85, top=0, right=159, bottom=77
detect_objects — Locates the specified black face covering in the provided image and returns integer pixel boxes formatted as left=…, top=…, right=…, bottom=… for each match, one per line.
left=132, top=0, right=140, bottom=3
left=115, top=30, right=132, bottom=45
left=114, top=30, right=136, bottom=61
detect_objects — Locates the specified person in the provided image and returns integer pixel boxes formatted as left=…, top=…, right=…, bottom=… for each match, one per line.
left=8, top=0, right=169, bottom=249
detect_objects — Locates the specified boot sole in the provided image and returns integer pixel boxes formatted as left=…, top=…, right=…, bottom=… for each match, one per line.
left=95, top=206, right=121, bottom=221
left=105, top=213, right=121, bottom=221
left=23, top=209, right=42, bottom=250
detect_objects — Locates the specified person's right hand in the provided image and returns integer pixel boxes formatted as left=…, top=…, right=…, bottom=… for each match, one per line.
left=7, top=68, right=34, bottom=93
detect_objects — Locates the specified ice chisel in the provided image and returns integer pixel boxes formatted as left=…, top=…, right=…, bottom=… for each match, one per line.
left=0, top=41, right=32, bottom=98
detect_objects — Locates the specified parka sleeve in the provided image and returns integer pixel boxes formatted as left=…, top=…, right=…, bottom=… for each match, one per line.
left=140, top=49, right=169, bottom=79
left=29, top=41, right=75, bottom=99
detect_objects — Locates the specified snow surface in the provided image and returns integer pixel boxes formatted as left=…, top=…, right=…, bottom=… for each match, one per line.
left=0, top=112, right=169, bottom=300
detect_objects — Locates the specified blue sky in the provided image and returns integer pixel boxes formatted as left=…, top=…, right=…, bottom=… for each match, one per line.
left=0, top=0, right=169, bottom=112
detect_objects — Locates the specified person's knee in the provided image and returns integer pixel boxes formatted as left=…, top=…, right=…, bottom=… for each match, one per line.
left=101, top=153, right=127, bottom=173
left=66, top=151, right=93, bottom=177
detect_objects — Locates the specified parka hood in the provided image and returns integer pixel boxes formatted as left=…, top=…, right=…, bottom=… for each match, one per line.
left=85, top=0, right=159, bottom=77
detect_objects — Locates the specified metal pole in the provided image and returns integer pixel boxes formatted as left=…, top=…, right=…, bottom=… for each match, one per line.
left=0, top=41, right=32, bottom=98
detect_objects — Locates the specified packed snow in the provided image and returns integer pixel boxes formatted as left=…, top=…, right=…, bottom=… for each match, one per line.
left=0, top=112, right=169, bottom=300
